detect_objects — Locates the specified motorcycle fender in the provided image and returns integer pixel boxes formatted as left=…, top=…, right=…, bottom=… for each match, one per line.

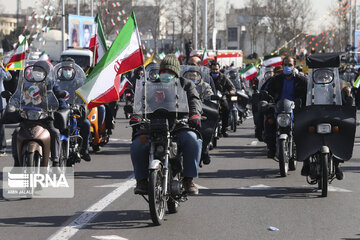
left=279, top=134, right=288, bottom=140
left=149, top=159, right=162, bottom=170
left=320, top=146, right=330, bottom=154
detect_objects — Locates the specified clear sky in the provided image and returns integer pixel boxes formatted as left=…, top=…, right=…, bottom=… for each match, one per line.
left=0, top=0, right=339, bottom=32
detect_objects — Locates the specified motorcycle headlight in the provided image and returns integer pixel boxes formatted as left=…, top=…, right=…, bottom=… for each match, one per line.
left=317, top=123, right=331, bottom=134
left=27, top=110, right=41, bottom=120
left=277, top=114, right=291, bottom=127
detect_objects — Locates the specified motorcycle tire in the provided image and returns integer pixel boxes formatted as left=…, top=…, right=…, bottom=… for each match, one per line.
left=148, top=169, right=165, bottom=225
left=289, top=142, right=297, bottom=171
left=278, top=139, right=289, bottom=177
left=167, top=168, right=180, bottom=214
left=232, top=111, right=237, bottom=132
left=320, top=153, right=328, bottom=197
left=59, top=141, right=69, bottom=170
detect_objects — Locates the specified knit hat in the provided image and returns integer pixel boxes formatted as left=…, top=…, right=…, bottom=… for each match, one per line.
left=159, top=54, right=180, bottom=77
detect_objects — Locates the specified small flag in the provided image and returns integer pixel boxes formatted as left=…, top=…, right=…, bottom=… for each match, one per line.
left=263, top=55, right=282, bottom=67
left=39, top=51, right=50, bottom=62
left=110, top=19, right=115, bottom=26
left=354, top=75, right=360, bottom=88
left=105, top=8, right=109, bottom=14
left=6, top=37, right=27, bottom=71
left=201, top=48, right=208, bottom=66
left=158, top=52, right=165, bottom=60
left=116, top=2, right=121, bottom=7
left=240, top=64, right=258, bottom=81
left=89, top=14, right=108, bottom=65
left=112, top=3, right=116, bottom=7
left=175, top=48, right=181, bottom=60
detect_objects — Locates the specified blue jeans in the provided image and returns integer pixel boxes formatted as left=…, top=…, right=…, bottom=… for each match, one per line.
left=130, top=129, right=202, bottom=180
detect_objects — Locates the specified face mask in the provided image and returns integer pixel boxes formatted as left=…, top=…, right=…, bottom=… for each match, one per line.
left=32, top=71, right=45, bottom=81
left=159, top=73, right=175, bottom=83
left=63, top=70, right=73, bottom=80
left=211, top=73, right=219, bottom=78
left=283, top=66, right=293, bottom=76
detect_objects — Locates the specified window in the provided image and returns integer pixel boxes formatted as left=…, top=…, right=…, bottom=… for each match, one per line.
left=228, top=28, right=238, bottom=42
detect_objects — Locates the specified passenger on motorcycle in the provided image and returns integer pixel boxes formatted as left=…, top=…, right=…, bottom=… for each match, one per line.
left=130, top=54, right=202, bottom=195
left=265, top=57, right=307, bottom=158
left=210, top=62, right=236, bottom=137
left=11, top=60, right=68, bottom=168
left=188, top=56, right=216, bottom=93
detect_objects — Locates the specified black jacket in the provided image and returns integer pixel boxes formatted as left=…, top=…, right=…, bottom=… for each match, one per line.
left=267, top=73, right=308, bottom=106
left=212, top=73, right=235, bottom=95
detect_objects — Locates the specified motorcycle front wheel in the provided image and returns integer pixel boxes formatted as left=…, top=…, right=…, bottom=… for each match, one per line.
left=278, top=139, right=289, bottom=177
left=319, top=153, right=329, bottom=197
left=148, top=169, right=165, bottom=225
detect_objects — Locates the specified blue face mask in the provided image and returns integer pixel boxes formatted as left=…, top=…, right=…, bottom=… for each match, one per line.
left=211, top=73, right=219, bottom=78
left=159, top=73, right=175, bottom=83
left=283, top=66, right=293, bottom=76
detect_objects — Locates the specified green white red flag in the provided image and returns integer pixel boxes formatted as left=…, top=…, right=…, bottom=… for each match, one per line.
left=89, top=14, right=108, bottom=65
left=201, top=48, right=208, bottom=66
left=263, top=55, right=282, bottom=67
left=76, top=11, right=144, bottom=109
left=175, top=48, right=181, bottom=60
left=240, top=64, right=258, bottom=81
left=6, top=37, right=27, bottom=71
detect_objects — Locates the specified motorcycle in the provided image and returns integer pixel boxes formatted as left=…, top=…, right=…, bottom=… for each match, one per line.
left=88, top=106, right=109, bottom=152
left=54, top=61, right=86, bottom=167
left=132, top=72, right=191, bottom=225
left=4, top=61, right=60, bottom=196
left=294, top=53, right=356, bottom=197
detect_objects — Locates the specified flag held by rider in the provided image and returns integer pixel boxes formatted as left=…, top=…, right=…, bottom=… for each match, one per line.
left=76, top=11, right=144, bottom=109
left=240, top=64, right=258, bottom=81
left=6, top=37, right=27, bottom=71
left=89, top=14, right=108, bottom=65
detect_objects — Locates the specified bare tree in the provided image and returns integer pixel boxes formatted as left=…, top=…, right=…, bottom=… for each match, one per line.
left=246, top=0, right=265, bottom=54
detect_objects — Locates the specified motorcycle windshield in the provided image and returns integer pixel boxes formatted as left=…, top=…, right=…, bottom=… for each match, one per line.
left=133, top=78, right=189, bottom=115
left=54, top=61, right=86, bottom=105
left=9, top=61, right=59, bottom=112
left=225, top=68, right=241, bottom=90
left=306, top=68, right=342, bottom=106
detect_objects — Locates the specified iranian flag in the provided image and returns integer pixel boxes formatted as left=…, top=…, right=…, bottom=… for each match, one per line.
left=89, top=14, right=108, bottom=65
left=353, top=75, right=360, bottom=88
left=263, top=55, right=282, bottom=67
left=6, top=37, right=27, bottom=71
left=201, top=48, right=208, bottom=66
left=158, top=52, right=165, bottom=60
left=76, top=11, right=144, bottom=109
left=175, top=48, right=181, bottom=60
left=240, top=64, right=258, bottom=81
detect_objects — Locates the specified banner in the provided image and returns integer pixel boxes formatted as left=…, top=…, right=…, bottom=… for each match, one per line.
left=68, top=14, right=94, bottom=48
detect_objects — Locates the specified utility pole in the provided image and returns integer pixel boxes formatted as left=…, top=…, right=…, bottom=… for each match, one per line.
left=16, top=0, right=21, bottom=28
left=91, top=0, right=94, bottom=17
left=194, top=0, right=198, bottom=50
left=203, top=0, right=207, bottom=50
left=172, top=20, right=175, bottom=52
left=350, top=0, right=353, bottom=47
left=62, top=0, right=66, bottom=51
left=77, top=0, right=80, bottom=15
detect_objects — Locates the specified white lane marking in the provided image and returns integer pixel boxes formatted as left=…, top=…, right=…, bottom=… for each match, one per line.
left=94, top=182, right=130, bottom=188
left=323, top=186, right=352, bottom=193
left=92, top=235, right=128, bottom=240
left=354, top=143, right=360, bottom=146
left=250, top=140, right=258, bottom=146
left=6, top=139, right=11, bottom=143
left=47, top=175, right=135, bottom=240
left=195, top=184, right=208, bottom=189
left=240, top=184, right=271, bottom=190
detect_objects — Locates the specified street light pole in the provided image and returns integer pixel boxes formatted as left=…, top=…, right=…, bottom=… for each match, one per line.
left=62, top=0, right=65, bottom=51
left=203, top=0, right=207, bottom=50
left=77, top=0, right=80, bottom=15
left=91, top=0, right=94, bottom=17
left=194, top=0, right=198, bottom=50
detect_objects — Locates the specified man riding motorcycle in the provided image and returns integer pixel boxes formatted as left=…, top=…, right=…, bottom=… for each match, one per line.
left=210, top=62, right=236, bottom=137
left=11, top=60, right=68, bottom=168
left=130, top=54, right=203, bottom=196
left=265, top=56, right=307, bottom=158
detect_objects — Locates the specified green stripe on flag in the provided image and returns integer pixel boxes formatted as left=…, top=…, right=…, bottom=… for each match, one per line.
left=354, top=75, right=360, bottom=88
left=240, top=64, right=254, bottom=74
left=95, top=14, right=108, bottom=52
left=88, top=12, right=137, bottom=79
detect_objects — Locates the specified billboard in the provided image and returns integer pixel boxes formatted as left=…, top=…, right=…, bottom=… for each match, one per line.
left=68, top=14, right=94, bottom=48
left=355, top=30, right=360, bottom=63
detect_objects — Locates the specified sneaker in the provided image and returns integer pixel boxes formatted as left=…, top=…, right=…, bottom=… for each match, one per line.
left=52, top=161, right=62, bottom=175
left=93, top=145, right=101, bottom=152
left=221, top=131, right=229, bottom=138
left=301, top=161, right=310, bottom=176
left=0, top=151, right=7, bottom=157
left=202, top=153, right=211, bottom=165
left=81, top=149, right=91, bottom=162
left=335, top=165, right=344, bottom=180
left=134, top=179, right=148, bottom=195
left=183, top=177, right=199, bottom=195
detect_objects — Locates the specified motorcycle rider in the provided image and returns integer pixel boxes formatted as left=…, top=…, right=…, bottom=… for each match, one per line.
left=188, top=56, right=216, bottom=93
left=265, top=56, right=307, bottom=158
left=130, top=54, right=203, bottom=195
left=0, top=61, right=12, bottom=156
left=210, top=62, right=236, bottom=137
left=11, top=60, right=68, bottom=167
left=59, top=58, right=91, bottom=161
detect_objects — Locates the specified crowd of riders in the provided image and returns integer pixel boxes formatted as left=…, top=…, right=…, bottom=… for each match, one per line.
left=0, top=50, right=358, bottom=198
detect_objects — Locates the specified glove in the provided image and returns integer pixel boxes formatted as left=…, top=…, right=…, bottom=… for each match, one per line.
left=189, top=114, right=201, bottom=130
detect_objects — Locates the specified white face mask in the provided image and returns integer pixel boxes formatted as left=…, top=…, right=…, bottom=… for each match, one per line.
left=159, top=73, right=175, bottom=83
left=63, top=70, right=73, bottom=80
left=32, top=71, right=45, bottom=81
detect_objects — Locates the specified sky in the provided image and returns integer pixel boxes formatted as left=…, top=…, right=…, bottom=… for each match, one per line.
left=0, top=0, right=338, bottom=32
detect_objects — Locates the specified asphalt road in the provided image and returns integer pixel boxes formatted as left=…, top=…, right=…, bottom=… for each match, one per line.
left=0, top=106, right=360, bottom=240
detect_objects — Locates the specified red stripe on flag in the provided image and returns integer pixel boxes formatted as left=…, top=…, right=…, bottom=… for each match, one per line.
left=245, top=72, right=258, bottom=81
left=270, top=62, right=282, bottom=67
left=116, top=48, right=144, bottom=75
left=7, top=52, right=25, bottom=65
